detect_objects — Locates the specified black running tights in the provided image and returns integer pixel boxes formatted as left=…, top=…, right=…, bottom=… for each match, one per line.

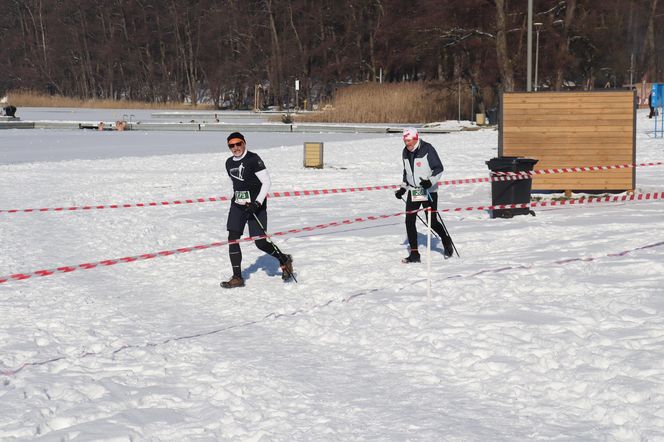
left=404, top=192, right=452, bottom=252
left=228, top=230, right=284, bottom=276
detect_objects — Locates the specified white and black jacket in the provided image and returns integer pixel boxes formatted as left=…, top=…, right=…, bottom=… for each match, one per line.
left=401, top=140, right=444, bottom=193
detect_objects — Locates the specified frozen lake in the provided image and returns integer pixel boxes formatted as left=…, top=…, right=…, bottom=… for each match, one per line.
left=1, top=107, right=395, bottom=164
left=0, top=129, right=393, bottom=164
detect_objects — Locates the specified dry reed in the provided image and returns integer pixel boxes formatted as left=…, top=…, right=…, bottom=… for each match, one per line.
left=297, top=82, right=483, bottom=124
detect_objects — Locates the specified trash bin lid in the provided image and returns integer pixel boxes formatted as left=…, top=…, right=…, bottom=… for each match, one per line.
left=486, top=156, right=538, bottom=171
left=514, top=158, right=539, bottom=169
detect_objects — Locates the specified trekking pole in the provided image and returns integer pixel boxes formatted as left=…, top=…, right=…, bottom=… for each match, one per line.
left=251, top=213, right=298, bottom=283
left=425, top=191, right=460, bottom=258
left=400, top=195, right=442, bottom=241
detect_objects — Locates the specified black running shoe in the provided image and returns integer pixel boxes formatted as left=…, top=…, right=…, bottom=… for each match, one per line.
left=443, top=243, right=454, bottom=259
left=280, top=254, right=294, bottom=280
left=401, top=252, right=421, bottom=264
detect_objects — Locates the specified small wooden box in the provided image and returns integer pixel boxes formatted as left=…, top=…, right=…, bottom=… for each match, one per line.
left=304, top=142, right=324, bottom=168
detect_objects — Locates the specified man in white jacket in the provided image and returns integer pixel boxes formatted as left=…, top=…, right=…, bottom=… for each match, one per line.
left=395, top=127, right=455, bottom=263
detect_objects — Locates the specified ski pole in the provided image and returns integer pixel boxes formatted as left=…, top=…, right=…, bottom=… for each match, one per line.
left=251, top=212, right=298, bottom=283
left=425, top=191, right=460, bottom=258
left=400, top=195, right=442, bottom=241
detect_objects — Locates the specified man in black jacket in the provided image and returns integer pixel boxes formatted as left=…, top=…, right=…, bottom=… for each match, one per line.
left=221, top=132, right=293, bottom=288
left=394, top=127, right=454, bottom=263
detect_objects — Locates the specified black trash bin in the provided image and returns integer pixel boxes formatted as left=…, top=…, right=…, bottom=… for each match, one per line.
left=485, top=156, right=538, bottom=218
left=486, top=107, right=499, bottom=125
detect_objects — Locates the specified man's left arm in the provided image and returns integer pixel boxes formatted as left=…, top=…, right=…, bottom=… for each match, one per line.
left=427, top=145, right=445, bottom=186
left=254, top=169, right=271, bottom=205
left=244, top=168, right=271, bottom=214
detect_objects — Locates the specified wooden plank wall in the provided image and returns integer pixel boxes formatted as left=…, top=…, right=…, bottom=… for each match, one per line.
left=500, top=91, right=635, bottom=192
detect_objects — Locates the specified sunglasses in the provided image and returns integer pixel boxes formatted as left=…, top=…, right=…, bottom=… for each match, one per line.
left=227, top=141, right=244, bottom=148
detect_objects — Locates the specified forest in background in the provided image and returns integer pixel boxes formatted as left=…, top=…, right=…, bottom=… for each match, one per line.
left=1, top=0, right=662, bottom=115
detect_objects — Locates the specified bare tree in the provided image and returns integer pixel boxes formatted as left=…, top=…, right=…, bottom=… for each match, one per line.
left=640, top=0, right=659, bottom=81
left=494, top=0, right=515, bottom=91
left=1, top=0, right=662, bottom=107
left=553, top=0, right=577, bottom=90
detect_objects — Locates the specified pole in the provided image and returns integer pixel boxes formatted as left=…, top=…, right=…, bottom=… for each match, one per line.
left=425, top=191, right=460, bottom=258
left=527, top=0, right=533, bottom=91
left=471, top=85, right=475, bottom=124
left=426, top=207, right=432, bottom=301
left=534, top=23, right=542, bottom=91
left=458, top=75, right=461, bottom=122
left=251, top=213, right=298, bottom=283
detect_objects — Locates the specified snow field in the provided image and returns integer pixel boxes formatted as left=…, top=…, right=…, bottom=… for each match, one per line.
left=1, top=113, right=664, bottom=440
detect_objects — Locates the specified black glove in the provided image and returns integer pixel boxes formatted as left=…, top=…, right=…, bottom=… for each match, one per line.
left=394, top=187, right=407, bottom=199
left=244, top=201, right=262, bottom=214
left=419, top=178, right=433, bottom=189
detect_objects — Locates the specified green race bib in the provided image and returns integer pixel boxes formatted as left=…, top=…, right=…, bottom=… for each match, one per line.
left=234, top=190, right=251, bottom=204
left=410, top=187, right=428, bottom=202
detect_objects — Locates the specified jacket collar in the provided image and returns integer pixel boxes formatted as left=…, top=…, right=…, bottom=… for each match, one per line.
left=406, top=140, right=421, bottom=154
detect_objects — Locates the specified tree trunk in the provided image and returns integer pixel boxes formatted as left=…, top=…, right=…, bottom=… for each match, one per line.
left=640, top=0, right=659, bottom=81
left=554, top=0, right=577, bottom=90
left=266, top=0, right=283, bottom=108
left=494, top=0, right=515, bottom=91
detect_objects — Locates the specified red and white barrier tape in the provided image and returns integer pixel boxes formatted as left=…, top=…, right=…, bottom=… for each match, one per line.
left=270, top=184, right=397, bottom=198
left=436, top=191, right=664, bottom=213
left=0, top=210, right=416, bottom=284
left=2, top=191, right=663, bottom=285
left=0, top=197, right=232, bottom=214
left=2, top=161, right=662, bottom=214
left=492, top=161, right=664, bottom=178
left=0, top=187, right=401, bottom=214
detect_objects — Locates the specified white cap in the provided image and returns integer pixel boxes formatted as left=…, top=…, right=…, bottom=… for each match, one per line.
left=402, top=127, right=419, bottom=141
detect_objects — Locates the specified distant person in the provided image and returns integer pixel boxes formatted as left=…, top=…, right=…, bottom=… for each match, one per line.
left=221, top=131, right=294, bottom=288
left=649, top=89, right=656, bottom=118
left=1, top=96, right=16, bottom=117
left=394, top=127, right=455, bottom=263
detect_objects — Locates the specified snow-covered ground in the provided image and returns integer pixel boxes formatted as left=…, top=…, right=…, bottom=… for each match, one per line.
left=0, top=110, right=663, bottom=441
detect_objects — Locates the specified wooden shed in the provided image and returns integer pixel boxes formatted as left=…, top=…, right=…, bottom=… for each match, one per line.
left=499, top=91, right=636, bottom=193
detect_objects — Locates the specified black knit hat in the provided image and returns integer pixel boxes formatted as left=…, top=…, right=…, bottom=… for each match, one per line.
left=227, top=132, right=245, bottom=142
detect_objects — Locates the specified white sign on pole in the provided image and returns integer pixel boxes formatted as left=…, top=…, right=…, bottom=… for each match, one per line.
left=295, top=80, right=300, bottom=91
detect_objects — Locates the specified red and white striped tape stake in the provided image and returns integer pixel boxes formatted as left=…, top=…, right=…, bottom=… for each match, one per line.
left=2, top=161, right=662, bottom=214
left=2, top=191, right=663, bottom=285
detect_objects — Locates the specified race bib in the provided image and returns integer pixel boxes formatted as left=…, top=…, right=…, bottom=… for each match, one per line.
left=234, top=190, right=251, bottom=204
left=410, top=187, right=428, bottom=202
